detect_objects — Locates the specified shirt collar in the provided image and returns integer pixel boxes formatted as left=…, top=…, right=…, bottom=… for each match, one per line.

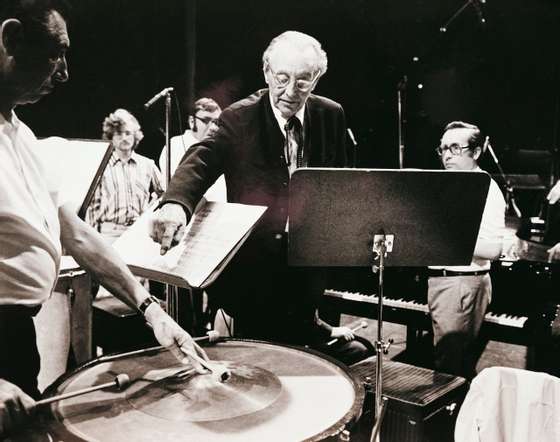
left=269, top=93, right=305, bottom=136
left=0, top=110, right=20, bottom=131
left=109, top=149, right=138, bottom=166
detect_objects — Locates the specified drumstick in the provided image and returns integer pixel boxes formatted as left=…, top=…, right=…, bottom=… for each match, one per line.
left=326, top=321, right=368, bottom=346
left=36, top=374, right=130, bottom=406
left=181, top=347, right=231, bottom=382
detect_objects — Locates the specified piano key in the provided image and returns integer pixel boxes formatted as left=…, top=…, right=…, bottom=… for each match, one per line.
left=324, top=289, right=528, bottom=328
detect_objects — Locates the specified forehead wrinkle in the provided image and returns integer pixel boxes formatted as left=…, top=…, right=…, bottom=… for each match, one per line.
left=268, top=46, right=317, bottom=76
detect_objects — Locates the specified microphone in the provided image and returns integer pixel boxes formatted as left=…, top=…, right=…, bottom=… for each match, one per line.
left=472, top=0, right=486, bottom=25
left=484, top=136, right=499, bottom=165
left=347, top=128, right=358, bottom=147
left=144, top=87, right=174, bottom=110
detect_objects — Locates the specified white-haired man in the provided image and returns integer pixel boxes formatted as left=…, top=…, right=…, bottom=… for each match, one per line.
left=428, top=121, right=506, bottom=378
left=151, top=31, right=373, bottom=365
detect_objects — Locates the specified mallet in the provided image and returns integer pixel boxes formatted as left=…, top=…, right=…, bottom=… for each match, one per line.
left=326, top=320, right=368, bottom=346
left=36, top=374, right=130, bottom=406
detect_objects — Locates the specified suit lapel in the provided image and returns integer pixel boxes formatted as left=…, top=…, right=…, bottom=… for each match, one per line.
left=261, top=90, right=285, bottom=166
left=305, top=95, right=326, bottom=166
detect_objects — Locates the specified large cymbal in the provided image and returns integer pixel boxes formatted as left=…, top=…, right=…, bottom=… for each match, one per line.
left=125, top=361, right=282, bottom=422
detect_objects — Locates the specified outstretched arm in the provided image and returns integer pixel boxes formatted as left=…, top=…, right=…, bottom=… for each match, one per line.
left=58, top=204, right=207, bottom=369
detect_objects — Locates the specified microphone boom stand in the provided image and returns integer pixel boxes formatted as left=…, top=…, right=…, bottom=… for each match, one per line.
left=486, top=139, right=522, bottom=218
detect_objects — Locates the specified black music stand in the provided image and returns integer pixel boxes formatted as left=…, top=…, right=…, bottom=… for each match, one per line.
left=288, top=168, right=490, bottom=442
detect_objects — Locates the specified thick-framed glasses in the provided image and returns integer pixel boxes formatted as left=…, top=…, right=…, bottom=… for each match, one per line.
left=266, top=65, right=319, bottom=92
left=435, top=143, right=471, bottom=156
left=195, top=115, right=219, bottom=126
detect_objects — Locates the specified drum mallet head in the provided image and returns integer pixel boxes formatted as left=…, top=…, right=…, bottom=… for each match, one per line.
left=36, top=373, right=131, bottom=406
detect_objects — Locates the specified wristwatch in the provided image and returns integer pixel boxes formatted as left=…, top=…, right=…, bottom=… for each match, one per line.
left=138, top=296, right=160, bottom=315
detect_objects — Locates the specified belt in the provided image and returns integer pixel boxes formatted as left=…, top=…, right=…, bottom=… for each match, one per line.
left=427, top=269, right=490, bottom=277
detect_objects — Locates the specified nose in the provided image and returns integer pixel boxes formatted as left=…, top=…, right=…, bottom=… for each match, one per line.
left=284, top=79, right=299, bottom=97
left=53, top=56, right=69, bottom=83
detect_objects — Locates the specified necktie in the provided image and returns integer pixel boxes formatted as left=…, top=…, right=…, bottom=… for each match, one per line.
left=285, top=116, right=304, bottom=170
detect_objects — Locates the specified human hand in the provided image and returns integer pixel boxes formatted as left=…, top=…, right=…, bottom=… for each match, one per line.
left=149, top=203, right=187, bottom=255
left=547, top=181, right=560, bottom=205
left=548, top=242, right=560, bottom=262
left=330, top=326, right=355, bottom=342
left=0, top=379, right=35, bottom=435
left=144, top=303, right=209, bottom=373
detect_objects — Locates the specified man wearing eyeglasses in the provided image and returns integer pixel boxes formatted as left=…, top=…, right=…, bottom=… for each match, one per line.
left=151, top=31, right=373, bottom=365
left=428, top=121, right=506, bottom=379
left=158, top=97, right=222, bottom=188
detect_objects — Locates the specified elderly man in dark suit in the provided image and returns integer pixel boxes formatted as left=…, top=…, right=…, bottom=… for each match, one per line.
left=152, top=31, right=373, bottom=364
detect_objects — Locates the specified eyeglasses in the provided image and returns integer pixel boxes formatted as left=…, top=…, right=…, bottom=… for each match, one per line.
left=435, top=143, right=472, bottom=156
left=194, top=115, right=219, bottom=125
left=266, top=65, right=320, bottom=92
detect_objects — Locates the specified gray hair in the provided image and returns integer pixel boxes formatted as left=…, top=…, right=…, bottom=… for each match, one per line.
left=262, top=31, right=328, bottom=77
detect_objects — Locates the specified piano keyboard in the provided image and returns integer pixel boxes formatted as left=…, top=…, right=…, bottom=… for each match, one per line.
left=324, top=289, right=528, bottom=329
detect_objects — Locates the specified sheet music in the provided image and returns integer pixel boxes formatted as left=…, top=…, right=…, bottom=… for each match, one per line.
left=34, top=137, right=110, bottom=212
left=114, top=201, right=267, bottom=288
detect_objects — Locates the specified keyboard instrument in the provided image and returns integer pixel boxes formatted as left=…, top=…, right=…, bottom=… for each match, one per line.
left=323, top=289, right=530, bottom=345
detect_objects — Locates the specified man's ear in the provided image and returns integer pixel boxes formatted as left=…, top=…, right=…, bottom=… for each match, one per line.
left=188, top=115, right=196, bottom=130
left=1, top=19, right=24, bottom=57
left=473, top=146, right=482, bottom=161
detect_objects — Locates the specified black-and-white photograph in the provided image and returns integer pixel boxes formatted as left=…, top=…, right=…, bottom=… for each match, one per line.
left=1, top=0, right=560, bottom=440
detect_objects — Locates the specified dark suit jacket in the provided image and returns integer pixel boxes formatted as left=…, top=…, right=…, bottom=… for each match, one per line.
left=162, top=89, right=348, bottom=343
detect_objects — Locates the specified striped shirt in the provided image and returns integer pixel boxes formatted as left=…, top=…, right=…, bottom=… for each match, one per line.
left=86, top=150, right=163, bottom=229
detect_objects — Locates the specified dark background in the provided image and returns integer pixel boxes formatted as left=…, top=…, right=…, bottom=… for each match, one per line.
left=18, top=0, right=560, bottom=209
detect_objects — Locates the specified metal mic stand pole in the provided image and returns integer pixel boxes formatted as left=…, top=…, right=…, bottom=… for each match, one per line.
left=369, top=232, right=394, bottom=442
left=163, top=91, right=180, bottom=322
left=486, top=139, right=522, bottom=217
left=397, top=76, right=407, bottom=169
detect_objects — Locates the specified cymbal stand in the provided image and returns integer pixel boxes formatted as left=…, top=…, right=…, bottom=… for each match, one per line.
left=486, top=138, right=522, bottom=217
left=370, top=232, right=394, bottom=442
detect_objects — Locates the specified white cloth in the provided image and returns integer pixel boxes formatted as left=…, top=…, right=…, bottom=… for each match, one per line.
left=159, top=130, right=227, bottom=201
left=0, top=112, right=62, bottom=306
left=431, top=170, right=506, bottom=272
left=455, top=366, right=560, bottom=442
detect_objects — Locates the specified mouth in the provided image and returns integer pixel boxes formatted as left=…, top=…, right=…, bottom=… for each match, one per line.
left=279, top=98, right=298, bottom=106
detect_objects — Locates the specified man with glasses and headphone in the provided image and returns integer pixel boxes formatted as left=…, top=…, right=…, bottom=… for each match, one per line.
left=151, top=31, right=373, bottom=365
left=428, top=121, right=506, bottom=379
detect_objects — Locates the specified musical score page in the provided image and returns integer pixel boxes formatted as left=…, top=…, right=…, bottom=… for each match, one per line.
left=114, top=201, right=267, bottom=288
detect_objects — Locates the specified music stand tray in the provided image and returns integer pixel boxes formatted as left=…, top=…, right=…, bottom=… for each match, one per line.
left=288, top=168, right=489, bottom=441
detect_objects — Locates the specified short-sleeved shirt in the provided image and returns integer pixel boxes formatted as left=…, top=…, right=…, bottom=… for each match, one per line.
left=0, top=112, right=62, bottom=306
